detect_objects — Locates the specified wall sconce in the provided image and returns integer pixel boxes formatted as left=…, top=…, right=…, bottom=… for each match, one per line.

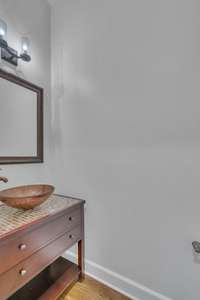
left=0, top=18, right=31, bottom=66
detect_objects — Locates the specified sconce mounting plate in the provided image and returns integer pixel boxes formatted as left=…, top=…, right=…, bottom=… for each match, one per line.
left=1, top=47, right=18, bottom=66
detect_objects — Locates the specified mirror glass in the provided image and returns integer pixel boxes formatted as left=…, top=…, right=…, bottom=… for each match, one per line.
left=0, top=78, right=37, bottom=156
left=0, top=69, right=43, bottom=164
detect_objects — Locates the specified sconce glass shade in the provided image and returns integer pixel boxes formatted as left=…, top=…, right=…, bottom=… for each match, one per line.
left=20, top=37, right=31, bottom=62
left=21, top=37, right=30, bottom=54
left=0, top=19, right=7, bottom=40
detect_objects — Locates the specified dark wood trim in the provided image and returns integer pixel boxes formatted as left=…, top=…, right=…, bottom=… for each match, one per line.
left=0, top=68, right=43, bottom=164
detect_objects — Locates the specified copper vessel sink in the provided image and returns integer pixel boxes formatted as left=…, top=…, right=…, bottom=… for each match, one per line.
left=0, top=185, right=55, bottom=210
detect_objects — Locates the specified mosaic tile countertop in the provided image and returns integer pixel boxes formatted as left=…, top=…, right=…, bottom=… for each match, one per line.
left=0, top=194, right=84, bottom=239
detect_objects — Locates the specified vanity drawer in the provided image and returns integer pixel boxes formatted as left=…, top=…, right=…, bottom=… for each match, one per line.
left=0, top=225, right=82, bottom=300
left=0, top=208, right=81, bottom=275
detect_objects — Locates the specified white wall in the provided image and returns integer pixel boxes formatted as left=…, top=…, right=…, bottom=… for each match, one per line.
left=51, top=1, right=200, bottom=300
left=0, top=0, right=52, bottom=186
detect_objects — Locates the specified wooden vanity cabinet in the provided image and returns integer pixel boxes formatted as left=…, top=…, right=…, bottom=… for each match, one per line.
left=0, top=194, right=85, bottom=300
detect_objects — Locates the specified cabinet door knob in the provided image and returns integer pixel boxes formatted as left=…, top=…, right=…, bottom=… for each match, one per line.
left=19, top=269, right=27, bottom=276
left=69, top=216, right=72, bottom=221
left=19, top=244, right=27, bottom=250
left=69, top=234, right=73, bottom=239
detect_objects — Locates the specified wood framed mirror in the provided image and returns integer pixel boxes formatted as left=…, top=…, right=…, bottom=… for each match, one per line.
left=0, top=69, right=43, bottom=164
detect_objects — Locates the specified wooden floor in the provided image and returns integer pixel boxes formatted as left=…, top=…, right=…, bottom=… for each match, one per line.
left=59, top=276, right=131, bottom=300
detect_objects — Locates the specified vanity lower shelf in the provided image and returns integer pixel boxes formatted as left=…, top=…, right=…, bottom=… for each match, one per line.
left=8, top=257, right=80, bottom=300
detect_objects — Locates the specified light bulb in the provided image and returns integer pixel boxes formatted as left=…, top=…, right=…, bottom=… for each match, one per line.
left=21, top=37, right=30, bottom=54
left=22, top=44, right=28, bottom=52
left=0, top=28, right=5, bottom=36
left=20, top=37, right=31, bottom=62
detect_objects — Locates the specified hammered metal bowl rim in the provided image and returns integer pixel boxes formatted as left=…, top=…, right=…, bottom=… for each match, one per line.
left=0, top=184, right=55, bottom=200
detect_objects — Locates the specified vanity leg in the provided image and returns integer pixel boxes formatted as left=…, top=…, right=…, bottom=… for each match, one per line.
left=78, top=239, right=84, bottom=281
left=78, top=206, right=85, bottom=281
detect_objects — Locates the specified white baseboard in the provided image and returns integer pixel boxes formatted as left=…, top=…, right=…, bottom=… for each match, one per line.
left=62, top=251, right=174, bottom=300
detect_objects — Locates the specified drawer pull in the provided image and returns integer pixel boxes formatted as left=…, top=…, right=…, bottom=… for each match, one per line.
left=19, top=269, right=27, bottom=276
left=19, top=244, right=27, bottom=251
left=69, top=234, right=73, bottom=239
left=69, top=216, right=72, bottom=221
